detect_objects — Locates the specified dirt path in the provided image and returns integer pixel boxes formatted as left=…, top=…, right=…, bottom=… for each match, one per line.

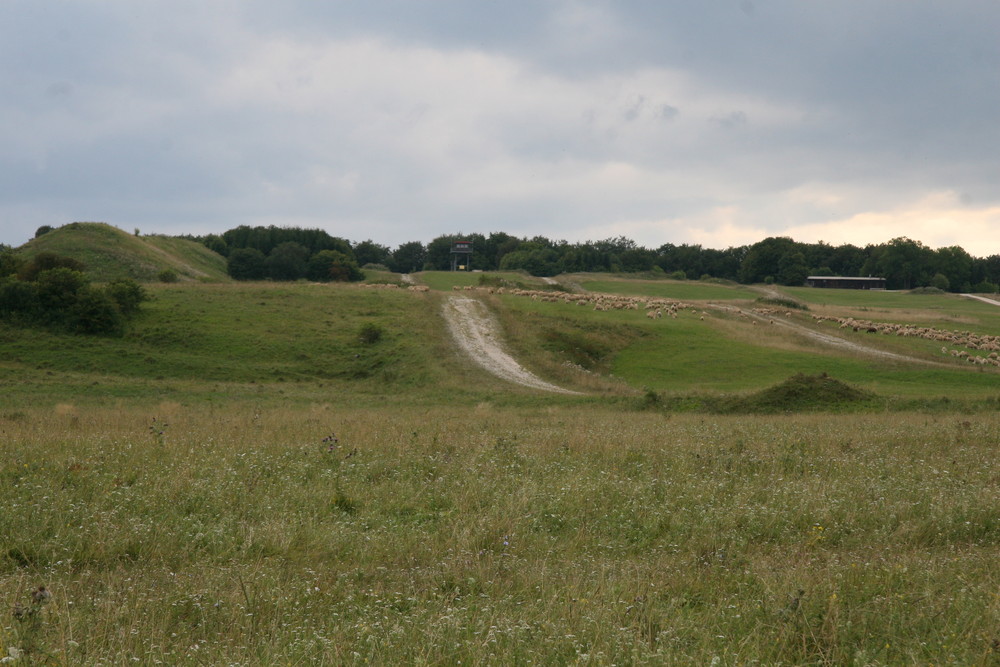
left=962, top=293, right=1000, bottom=307
left=723, top=306, right=958, bottom=367
left=442, top=296, right=581, bottom=394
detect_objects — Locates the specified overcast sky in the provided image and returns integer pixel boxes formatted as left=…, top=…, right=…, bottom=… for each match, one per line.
left=3, top=1, right=999, bottom=255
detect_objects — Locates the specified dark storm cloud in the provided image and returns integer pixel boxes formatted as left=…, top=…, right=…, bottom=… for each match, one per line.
left=2, top=1, right=999, bottom=254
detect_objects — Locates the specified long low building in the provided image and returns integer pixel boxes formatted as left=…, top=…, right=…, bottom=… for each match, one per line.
left=805, top=276, right=886, bottom=289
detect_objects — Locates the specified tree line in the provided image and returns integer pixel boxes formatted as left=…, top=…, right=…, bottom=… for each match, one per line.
left=191, top=226, right=1000, bottom=293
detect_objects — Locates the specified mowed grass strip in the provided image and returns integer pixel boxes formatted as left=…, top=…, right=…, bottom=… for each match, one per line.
left=2, top=406, right=999, bottom=664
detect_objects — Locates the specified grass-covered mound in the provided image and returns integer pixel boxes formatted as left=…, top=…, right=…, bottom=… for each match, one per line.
left=717, top=372, right=880, bottom=413
left=19, top=223, right=229, bottom=283
left=654, top=373, right=881, bottom=414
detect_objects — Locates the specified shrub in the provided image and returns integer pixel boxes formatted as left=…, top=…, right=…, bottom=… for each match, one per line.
left=106, top=279, right=148, bottom=316
left=929, top=273, right=950, bottom=291
left=0, top=277, right=38, bottom=318
left=18, top=252, right=86, bottom=281
left=358, top=322, right=384, bottom=344
left=158, top=269, right=179, bottom=283
left=755, top=296, right=809, bottom=311
left=34, top=268, right=89, bottom=317
left=70, top=287, right=125, bottom=335
left=973, top=281, right=998, bottom=294
left=0, top=249, right=26, bottom=279
left=309, top=250, right=364, bottom=282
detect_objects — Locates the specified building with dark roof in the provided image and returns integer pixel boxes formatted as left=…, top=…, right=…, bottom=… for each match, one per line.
left=804, top=276, right=886, bottom=289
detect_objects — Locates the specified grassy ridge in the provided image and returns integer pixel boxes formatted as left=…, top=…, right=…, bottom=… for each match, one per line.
left=18, top=223, right=229, bottom=282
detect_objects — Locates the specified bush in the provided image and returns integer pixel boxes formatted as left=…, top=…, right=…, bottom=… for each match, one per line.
left=18, top=252, right=86, bottom=282
left=973, top=281, right=998, bottom=294
left=158, top=269, right=179, bottom=283
left=34, top=267, right=89, bottom=317
left=0, top=277, right=38, bottom=318
left=0, top=270, right=144, bottom=337
left=929, top=273, right=950, bottom=291
left=106, top=279, right=148, bottom=316
left=70, top=287, right=125, bottom=335
left=666, top=270, right=687, bottom=280
left=0, top=250, right=26, bottom=279
left=308, top=250, right=364, bottom=282
left=358, top=322, right=384, bottom=344
left=755, top=296, right=809, bottom=311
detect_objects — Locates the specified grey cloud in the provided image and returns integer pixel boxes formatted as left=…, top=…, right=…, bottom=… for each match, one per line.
left=2, top=1, right=1000, bottom=251
left=710, top=111, right=747, bottom=129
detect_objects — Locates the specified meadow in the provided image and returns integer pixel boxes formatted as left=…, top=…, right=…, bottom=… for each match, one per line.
left=3, top=277, right=1000, bottom=664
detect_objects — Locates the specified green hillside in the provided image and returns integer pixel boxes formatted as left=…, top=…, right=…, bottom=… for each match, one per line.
left=5, top=222, right=1000, bottom=409
left=18, top=222, right=229, bottom=283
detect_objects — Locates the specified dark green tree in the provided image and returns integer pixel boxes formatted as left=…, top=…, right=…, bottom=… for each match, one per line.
left=227, top=248, right=267, bottom=280
left=933, top=246, right=973, bottom=292
left=499, top=243, right=559, bottom=276
left=425, top=235, right=462, bottom=270
left=201, top=234, right=228, bottom=256
left=0, top=277, right=38, bottom=319
left=308, top=250, right=363, bottom=282
left=862, top=237, right=933, bottom=289
left=0, top=247, right=25, bottom=278
left=354, top=240, right=392, bottom=267
left=34, top=267, right=89, bottom=319
left=739, top=237, right=800, bottom=284
left=265, top=242, right=311, bottom=281
left=777, top=251, right=810, bottom=286
left=390, top=242, right=427, bottom=274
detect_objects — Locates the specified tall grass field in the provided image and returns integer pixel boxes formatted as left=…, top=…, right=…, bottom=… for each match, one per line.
left=3, top=276, right=1000, bottom=664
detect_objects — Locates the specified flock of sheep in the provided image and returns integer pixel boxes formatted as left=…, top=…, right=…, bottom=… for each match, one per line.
left=361, top=283, right=429, bottom=292
left=812, top=315, right=1000, bottom=366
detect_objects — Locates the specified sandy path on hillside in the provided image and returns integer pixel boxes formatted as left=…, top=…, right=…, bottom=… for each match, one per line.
left=443, top=296, right=582, bottom=394
left=962, top=294, right=1000, bottom=307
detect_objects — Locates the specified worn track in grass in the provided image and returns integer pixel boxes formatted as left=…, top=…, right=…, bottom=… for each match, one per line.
left=443, top=296, right=581, bottom=394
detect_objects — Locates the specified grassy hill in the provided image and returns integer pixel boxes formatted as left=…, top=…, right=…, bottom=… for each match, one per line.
left=18, top=222, right=229, bottom=283
left=2, top=272, right=1000, bottom=411
left=5, top=269, right=1000, bottom=663
left=6, top=223, right=1000, bottom=409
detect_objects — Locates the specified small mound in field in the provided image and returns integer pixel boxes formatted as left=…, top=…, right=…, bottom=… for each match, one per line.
left=717, top=373, right=879, bottom=413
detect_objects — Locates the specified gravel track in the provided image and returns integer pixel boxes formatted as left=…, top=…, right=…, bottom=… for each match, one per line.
left=443, top=296, right=581, bottom=394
